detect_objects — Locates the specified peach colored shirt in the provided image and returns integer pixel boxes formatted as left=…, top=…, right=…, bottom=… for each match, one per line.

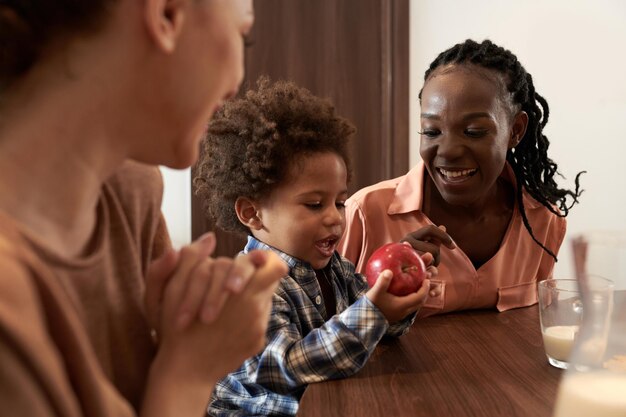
left=338, top=162, right=566, bottom=318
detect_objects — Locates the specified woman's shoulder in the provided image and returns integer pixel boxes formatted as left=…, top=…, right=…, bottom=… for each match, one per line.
left=347, top=165, right=424, bottom=212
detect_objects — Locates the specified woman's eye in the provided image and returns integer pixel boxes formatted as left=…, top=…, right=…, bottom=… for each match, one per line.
left=465, top=129, right=488, bottom=138
left=418, top=129, right=440, bottom=138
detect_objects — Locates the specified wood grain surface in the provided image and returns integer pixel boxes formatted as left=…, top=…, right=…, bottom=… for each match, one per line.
left=298, top=306, right=563, bottom=417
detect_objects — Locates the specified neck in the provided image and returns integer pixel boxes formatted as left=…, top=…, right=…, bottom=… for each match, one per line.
left=0, top=63, right=128, bottom=258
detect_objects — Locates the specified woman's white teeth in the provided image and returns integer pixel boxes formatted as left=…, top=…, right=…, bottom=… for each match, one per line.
left=439, top=168, right=476, bottom=178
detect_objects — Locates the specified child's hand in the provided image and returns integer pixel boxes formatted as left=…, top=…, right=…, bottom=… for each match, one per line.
left=365, top=270, right=432, bottom=324
left=401, top=225, right=455, bottom=266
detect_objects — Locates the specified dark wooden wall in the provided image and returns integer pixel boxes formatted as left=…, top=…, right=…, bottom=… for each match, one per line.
left=192, top=0, right=409, bottom=257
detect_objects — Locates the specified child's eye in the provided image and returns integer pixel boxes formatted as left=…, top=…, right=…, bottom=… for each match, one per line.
left=418, top=129, right=440, bottom=138
left=465, top=128, right=488, bottom=138
left=305, top=202, right=322, bottom=210
left=336, top=201, right=346, bottom=209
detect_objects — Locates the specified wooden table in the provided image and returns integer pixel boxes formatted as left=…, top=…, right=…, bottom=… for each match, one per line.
left=298, top=306, right=563, bottom=417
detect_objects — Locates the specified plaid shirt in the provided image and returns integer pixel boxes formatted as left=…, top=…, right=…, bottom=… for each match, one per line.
left=208, top=236, right=415, bottom=417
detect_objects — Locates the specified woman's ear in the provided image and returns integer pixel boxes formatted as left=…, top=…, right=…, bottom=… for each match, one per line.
left=509, top=110, right=529, bottom=149
left=144, top=0, right=186, bottom=53
left=235, top=197, right=263, bottom=230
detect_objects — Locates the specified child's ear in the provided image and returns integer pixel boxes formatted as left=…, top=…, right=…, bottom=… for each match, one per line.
left=235, top=197, right=263, bottom=230
left=509, top=111, right=529, bottom=149
left=144, top=0, right=186, bottom=53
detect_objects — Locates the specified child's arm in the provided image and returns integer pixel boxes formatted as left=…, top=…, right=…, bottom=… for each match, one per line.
left=219, top=286, right=391, bottom=397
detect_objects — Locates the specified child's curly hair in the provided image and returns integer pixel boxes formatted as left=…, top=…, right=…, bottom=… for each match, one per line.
left=194, top=77, right=356, bottom=235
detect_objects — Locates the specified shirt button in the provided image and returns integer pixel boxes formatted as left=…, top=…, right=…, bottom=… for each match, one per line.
left=315, top=295, right=322, bottom=305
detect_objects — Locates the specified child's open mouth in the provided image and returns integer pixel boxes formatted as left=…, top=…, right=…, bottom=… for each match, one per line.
left=315, top=236, right=339, bottom=258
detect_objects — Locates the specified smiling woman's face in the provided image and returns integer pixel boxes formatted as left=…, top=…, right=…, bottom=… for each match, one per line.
left=419, top=64, right=519, bottom=208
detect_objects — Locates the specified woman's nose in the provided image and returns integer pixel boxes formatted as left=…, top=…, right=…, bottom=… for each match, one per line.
left=436, top=133, right=464, bottom=160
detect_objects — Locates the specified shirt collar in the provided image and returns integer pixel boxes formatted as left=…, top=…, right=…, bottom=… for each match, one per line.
left=243, top=235, right=299, bottom=269
left=387, top=161, right=543, bottom=215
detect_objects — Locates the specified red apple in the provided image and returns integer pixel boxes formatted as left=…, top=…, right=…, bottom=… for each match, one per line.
left=365, top=242, right=427, bottom=296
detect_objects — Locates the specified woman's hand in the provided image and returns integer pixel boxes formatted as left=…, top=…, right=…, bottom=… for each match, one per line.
left=144, top=232, right=269, bottom=337
left=154, top=249, right=287, bottom=380
left=141, top=249, right=287, bottom=417
left=401, top=225, right=455, bottom=266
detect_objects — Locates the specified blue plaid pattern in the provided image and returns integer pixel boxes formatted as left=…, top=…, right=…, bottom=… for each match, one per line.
left=207, top=236, right=415, bottom=417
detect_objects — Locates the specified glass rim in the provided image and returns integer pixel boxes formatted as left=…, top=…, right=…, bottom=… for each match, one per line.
left=538, top=276, right=615, bottom=292
left=574, top=230, right=626, bottom=245
left=537, top=278, right=580, bottom=293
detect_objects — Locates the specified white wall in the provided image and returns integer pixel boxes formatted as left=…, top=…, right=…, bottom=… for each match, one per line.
left=160, top=167, right=191, bottom=249
left=410, top=0, right=626, bottom=279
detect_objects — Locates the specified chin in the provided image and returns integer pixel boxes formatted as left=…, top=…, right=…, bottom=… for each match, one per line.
left=440, top=193, right=478, bottom=207
left=311, top=259, right=332, bottom=270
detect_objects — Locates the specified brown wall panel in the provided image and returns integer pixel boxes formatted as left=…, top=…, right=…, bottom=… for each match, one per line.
left=192, top=0, right=409, bottom=257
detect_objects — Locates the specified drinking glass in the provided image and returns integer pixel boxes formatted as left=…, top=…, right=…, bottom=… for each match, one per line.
left=552, top=233, right=626, bottom=417
left=538, top=279, right=582, bottom=369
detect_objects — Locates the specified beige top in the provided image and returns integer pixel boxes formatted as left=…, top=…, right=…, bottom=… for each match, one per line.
left=339, top=162, right=566, bottom=317
left=0, top=161, right=170, bottom=416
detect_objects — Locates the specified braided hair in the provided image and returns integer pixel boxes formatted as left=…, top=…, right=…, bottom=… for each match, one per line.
left=420, top=39, right=584, bottom=261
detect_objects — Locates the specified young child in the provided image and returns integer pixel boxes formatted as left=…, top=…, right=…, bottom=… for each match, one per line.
left=194, top=78, right=437, bottom=416
left=339, top=39, right=584, bottom=318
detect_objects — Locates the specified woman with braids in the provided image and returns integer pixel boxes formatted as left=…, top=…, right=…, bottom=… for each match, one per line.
left=0, top=1, right=287, bottom=417
left=339, top=39, right=584, bottom=317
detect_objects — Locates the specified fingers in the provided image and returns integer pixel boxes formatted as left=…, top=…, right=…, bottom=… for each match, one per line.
left=368, top=270, right=393, bottom=298
left=391, top=278, right=431, bottom=316
left=416, top=278, right=431, bottom=305
left=244, top=251, right=288, bottom=292
left=402, top=225, right=455, bottom=249
left=174, top=259, right=213, bottom=329
left=434, top=225, right=456, bottom=249
left=429, top=280, right=442, bottom=298
left=420, top=252, right=434, bottom=267
left=145, top=248, right=180, bottom=330
left=194, top=232, right=218, bottom=256
left=199, top=257, right=238, bottom=324
left=161, top=234, right=218, bottom=329
left=197, top=253, right=265, bottom=325
left=401, top=236, right=441, bottom=256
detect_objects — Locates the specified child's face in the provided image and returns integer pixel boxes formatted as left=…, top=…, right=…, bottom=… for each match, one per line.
left=253, top=152, right=348, bottom=270
left=419, top=64, right=519, bottom=208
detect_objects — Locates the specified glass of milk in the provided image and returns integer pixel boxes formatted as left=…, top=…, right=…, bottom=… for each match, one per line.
left=554, top=237, right=626, bottom=417
left=552, top=268, right=623, bottom=417
left=538, top=279, right=584, bottom=369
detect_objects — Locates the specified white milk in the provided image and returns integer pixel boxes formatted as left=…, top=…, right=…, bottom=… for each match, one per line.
left=542, top=325, right=579, bottom=361
left=553, top=372, right=626, bottom=417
